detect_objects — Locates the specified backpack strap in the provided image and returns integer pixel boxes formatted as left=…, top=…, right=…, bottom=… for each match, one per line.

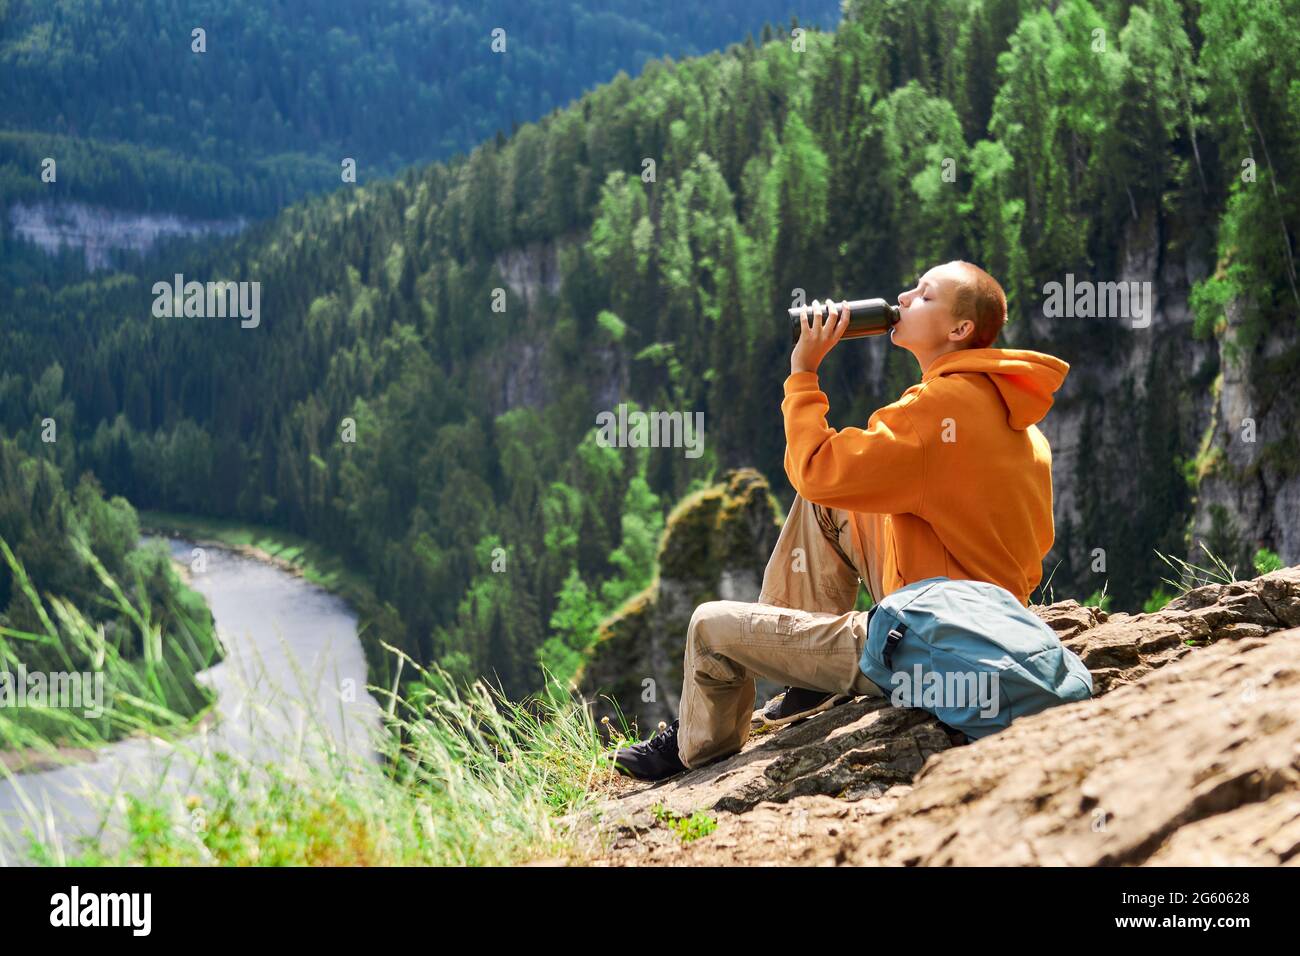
left=883, top=623, right=907, bottom=670
left=812, top=502, right=862, bottom=578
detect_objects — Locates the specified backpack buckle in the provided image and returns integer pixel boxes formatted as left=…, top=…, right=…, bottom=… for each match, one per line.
left=884, top=625, right=906, bottom=670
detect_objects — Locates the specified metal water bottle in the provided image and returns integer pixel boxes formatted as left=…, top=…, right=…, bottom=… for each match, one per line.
left=789, top=298, right=900, bottom=345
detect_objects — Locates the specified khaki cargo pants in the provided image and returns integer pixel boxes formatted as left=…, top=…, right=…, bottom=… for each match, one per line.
left=678, top=494, right=890, bottom=769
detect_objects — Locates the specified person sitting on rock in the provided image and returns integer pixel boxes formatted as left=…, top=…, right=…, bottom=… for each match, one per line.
left=613, top=261, right=1070, bottom=781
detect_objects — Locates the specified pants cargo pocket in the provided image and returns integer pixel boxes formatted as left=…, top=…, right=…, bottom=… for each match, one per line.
left=742, top=606, right=808, bottom=648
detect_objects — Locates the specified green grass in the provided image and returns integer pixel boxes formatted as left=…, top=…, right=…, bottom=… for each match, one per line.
left=3, top=539, right=617, bottom=866
left=1253, top=548, right=1284, bottom=575
left=1031, top=558, right=1064, bottom=606
left=0, top=536, right=220, bottom=755
left=652, top=803, right=718, bottom=843
left=27, top=673, right=612, bottom=866
left=1155, top=543, right=1238, bottom=596
left=1148, top=543, right=1287, bottom=631
left=1142, top=586, right=1176, bottom=613
left=1082, top=581, right=1112, bottom=613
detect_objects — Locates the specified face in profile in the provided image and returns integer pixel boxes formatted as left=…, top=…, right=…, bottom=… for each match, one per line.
left=892, top=263, right=973, bottom=354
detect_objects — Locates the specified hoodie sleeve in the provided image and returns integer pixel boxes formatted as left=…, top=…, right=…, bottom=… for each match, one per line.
left=782, top=371, right=925, bottom=515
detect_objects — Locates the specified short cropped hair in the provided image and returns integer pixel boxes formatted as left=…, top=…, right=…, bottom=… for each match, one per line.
left=946, top=261, right=1006, bottom=349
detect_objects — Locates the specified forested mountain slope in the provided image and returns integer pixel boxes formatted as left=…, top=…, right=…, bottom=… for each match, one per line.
left=1, top=0, right=1296, bottom=697
left=0, top=0, right=839, bottom=220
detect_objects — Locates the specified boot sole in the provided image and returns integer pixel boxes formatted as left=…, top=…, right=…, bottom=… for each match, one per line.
left=760, top=693, right=851, bottom=727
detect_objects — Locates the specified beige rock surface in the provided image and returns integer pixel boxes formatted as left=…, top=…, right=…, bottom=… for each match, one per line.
left=587, top=567, right=1300, bottom=866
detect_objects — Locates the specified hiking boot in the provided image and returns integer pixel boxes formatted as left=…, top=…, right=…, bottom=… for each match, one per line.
left=761, top=686, right=851, bottom=726
left=612, top=719, right=687, bottom=781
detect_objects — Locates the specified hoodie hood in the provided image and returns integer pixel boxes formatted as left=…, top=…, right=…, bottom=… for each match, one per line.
left=922, top=348, right=1070, bottom=430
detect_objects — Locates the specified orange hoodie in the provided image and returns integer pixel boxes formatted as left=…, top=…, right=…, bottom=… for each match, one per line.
left=782, top=348, right=1069, bottom=606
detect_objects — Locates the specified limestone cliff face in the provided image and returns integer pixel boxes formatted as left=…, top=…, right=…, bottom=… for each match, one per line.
left=483, top=230, right=625, bottom=418
left=589, top=565, right=1300, bottom=866
left=1008, top=206, right=1297, bottom=606
left=1011, top=208, right=1220, bottom=607
left=1192, top=295, right=1300, bottom=568
left=579, top=467, right=783, bottom=731
left=8, top=200, right=246, bottom=271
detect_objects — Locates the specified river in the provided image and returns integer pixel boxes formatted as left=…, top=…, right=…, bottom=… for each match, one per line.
left=0, top=538, right=382, bottom=862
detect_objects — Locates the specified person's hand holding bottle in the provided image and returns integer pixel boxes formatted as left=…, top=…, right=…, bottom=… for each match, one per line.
left=791, top=298, right=849, bottom=375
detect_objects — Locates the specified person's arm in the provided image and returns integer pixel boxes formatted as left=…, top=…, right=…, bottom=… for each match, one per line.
left=782, top=372, right=925, bottom=515
left=783, top=297, right=926, bottom=513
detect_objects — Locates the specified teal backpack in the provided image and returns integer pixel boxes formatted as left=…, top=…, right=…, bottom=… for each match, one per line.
left=858, top=577, right=1093, bottom=741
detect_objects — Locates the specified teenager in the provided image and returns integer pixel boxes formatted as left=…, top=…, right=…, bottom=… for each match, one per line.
left=614, top=261, right=1070, bottom=781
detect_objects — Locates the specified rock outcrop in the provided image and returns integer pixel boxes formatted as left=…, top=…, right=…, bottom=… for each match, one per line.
left=1192, top=293, right=1300, bottom=567
left=9, top=199, right=246, bottom=271
left=1011, top=205, right=1295, bottom=610
left=589, top=565, right=1300, bottom=866
left=579, top=468, right=783, bottom=730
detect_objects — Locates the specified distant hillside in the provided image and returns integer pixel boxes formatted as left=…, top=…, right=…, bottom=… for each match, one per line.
left=0, top=0, right=840, bottom=223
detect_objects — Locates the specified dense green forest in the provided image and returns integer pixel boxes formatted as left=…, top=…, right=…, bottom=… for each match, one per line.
left=1, top=0, right=1297, bottom=699
left=0, top=0, right=839, bottom=218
